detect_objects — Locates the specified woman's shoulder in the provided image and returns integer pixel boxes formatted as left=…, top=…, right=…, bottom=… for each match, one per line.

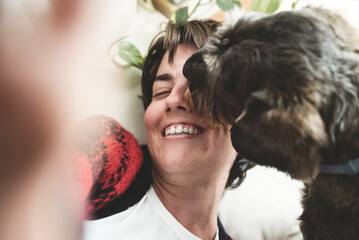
left=72, top=115, right=152, bottom=219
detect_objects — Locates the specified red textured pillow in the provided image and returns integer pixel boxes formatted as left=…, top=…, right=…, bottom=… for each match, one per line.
left=72, top=115, right=143, bottom=215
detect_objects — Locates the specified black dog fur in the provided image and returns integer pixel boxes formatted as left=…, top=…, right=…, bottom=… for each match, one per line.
left=183, top=7, right=359, bottom=240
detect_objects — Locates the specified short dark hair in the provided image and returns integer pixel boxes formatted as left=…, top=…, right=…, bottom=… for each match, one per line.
left=141, top=19, right=252, bottom=188
left=141, top=20, right=220, bottom=110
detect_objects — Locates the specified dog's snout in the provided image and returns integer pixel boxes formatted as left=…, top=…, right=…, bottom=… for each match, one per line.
left=182, top=56, right=193, bottom=81
left=183, top=51, right=208, bottom=92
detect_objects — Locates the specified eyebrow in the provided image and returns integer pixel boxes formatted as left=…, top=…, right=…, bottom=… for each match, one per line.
left=154, top=73, right=173, bottom=81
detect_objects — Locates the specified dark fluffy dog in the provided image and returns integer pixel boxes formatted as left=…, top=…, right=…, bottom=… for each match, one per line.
left=183, top=7, right=359, bottom=240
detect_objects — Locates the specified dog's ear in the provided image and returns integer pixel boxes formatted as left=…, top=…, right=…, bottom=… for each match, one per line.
left=231, top=90, right=328, bottom=181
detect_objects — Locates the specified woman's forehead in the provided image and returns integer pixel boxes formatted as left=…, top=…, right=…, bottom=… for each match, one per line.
left=159, top=44, right=198, bottom=72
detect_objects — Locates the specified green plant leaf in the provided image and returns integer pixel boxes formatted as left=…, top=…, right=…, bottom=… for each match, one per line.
left=291, top=0, right=299, bottom=9
left=117, top=41, right=144, bottom=70
left=249, top=0, right=282, bottom=13
left=216, top=0, right=241, bottom=12
left=171, top=6, right=189, bottom=24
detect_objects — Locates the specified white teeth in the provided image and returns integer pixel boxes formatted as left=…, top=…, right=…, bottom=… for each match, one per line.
left=170, top=126, right=176, bottom=134
left=165, top=125, right=201, bottom=136
left=188, top=127, right=194, bottom=134
left=176, top=125, right=182, bottom=134
left=183, top=127, right=188, bottom=133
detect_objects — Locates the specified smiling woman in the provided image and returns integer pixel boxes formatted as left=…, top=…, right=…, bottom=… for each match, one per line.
left=144, top=43, right=236, bottom=189
left=142, top=20, right=252, bottom=190
left=81, top=20, right=253, bottom=240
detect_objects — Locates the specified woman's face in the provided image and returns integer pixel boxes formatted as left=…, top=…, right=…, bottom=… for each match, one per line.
left=144, top=44, right=237, bottom=179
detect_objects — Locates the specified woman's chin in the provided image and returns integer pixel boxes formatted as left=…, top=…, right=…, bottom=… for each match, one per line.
left=154, top=150, right=206, bottom=175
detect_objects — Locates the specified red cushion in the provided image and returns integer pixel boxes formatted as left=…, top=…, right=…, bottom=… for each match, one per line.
left=72, top=115, right=143, bottom=215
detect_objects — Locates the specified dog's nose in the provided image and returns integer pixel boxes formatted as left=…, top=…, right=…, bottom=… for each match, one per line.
left=183, top=51, right=208, bottom=92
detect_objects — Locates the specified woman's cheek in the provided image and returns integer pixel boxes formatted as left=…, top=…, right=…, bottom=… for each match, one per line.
left=144, top=103, right=161, bottom=134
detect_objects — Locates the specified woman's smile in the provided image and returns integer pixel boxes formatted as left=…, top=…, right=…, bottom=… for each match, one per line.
left=163, top=122, right=204, bottom=137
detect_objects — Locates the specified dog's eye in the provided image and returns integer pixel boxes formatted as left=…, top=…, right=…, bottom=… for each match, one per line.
left=153, top=91, right=171, bottom=99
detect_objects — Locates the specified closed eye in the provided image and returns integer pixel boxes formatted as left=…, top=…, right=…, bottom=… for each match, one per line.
left=153, top=91, right=171, bottom=98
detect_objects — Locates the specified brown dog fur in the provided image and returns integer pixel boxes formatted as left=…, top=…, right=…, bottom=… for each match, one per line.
left=183, top=7, right=359, bottom=240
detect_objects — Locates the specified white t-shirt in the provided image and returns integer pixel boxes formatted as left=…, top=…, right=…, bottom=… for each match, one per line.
left=84, top=186, right=219, bottom=240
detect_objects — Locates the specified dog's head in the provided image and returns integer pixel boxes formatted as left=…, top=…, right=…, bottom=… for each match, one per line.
left=183, top=7, right=359, bottom=181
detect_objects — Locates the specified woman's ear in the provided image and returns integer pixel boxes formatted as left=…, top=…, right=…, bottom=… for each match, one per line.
left=230, top=92, right=328, bottom=181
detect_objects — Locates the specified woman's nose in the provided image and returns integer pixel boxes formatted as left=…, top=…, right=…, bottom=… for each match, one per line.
left=165, top=85, right=190, bottom=113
